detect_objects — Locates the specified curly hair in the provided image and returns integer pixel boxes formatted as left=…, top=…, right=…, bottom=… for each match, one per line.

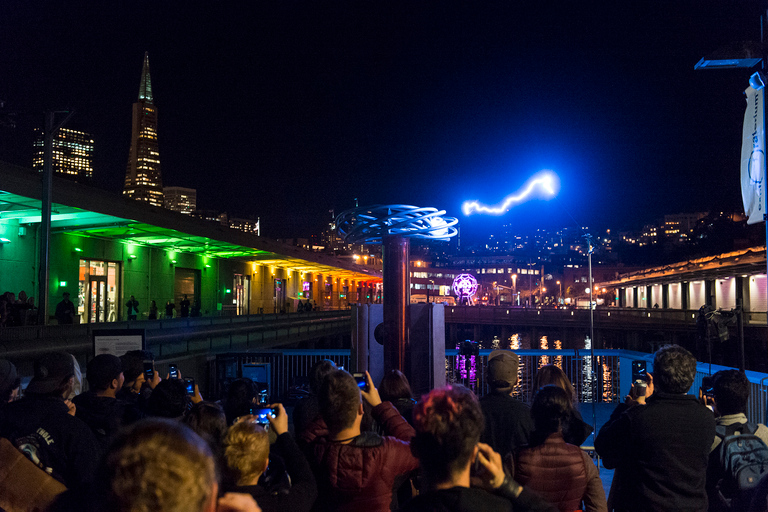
left=653, top=345, right=697, bottom=394
left=713, top=370, right=750, bottom=416
left=223, top=421, right=270, bottom=486
left=411, top=385, right=484, bottom=483
left=99, top=418, right=216, bottom=512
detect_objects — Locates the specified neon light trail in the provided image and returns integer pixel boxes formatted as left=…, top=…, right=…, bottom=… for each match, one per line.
left=462, top=170, right=558, bottom=216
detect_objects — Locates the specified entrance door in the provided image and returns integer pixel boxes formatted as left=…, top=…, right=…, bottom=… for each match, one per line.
left=89, top=277, right=107, bottom=323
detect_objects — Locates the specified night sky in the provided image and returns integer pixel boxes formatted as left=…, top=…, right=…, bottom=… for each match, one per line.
left=0, top=1, right=764, bottom=241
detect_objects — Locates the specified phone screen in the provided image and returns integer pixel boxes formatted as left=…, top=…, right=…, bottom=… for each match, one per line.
left=631, top=360, right=647, bottom=382
left=143, top=362, right=154, bottom=380
left=352, top=372, right=367, bottom=390
left=184, top=378, right=195, bottom=395
left=253, top=407, right=276, bottom=426
left=169, top=364, right=178, bottom=379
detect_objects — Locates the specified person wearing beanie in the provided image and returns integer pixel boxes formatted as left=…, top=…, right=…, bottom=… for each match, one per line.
left=0, top=351, right=100, bottom=488
left=73, top=354, right=129, bottom=452
left=479, top=349, right=534, bottom=461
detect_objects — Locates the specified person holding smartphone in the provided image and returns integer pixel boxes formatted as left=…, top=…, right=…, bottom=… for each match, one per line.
left=224, top=404, right=317, bottom=511
left=299, top=370, right=419, bottom=512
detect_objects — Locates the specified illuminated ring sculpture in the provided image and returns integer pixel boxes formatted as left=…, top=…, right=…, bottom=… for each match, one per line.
left=452, top=273, right=478, bottom=299
left=336, top=204, right=458, bottom=244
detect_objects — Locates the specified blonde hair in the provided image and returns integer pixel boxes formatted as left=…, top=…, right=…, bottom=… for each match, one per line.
left=223, top=421, right=270, bottom=486
left=104, top=419, right=216, bottom=512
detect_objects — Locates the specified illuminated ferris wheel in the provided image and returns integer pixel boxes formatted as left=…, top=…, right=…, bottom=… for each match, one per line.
left=452, top=273, right=478, bottom=306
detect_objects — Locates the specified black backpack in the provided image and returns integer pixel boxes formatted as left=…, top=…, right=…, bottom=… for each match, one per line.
left=713, top=422, right=768, bottom=511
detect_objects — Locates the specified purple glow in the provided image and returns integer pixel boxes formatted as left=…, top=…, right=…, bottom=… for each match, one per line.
left=452, top=273, right=478, bottom=297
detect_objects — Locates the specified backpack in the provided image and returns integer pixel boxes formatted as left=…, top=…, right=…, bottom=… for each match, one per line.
left=713, top=422, right=768, bottom=511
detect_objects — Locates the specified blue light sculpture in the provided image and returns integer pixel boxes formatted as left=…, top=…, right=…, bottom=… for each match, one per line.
left=336, top=204, right=458, bottom=374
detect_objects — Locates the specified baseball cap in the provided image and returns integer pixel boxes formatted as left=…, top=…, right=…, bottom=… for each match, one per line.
left=487, top=349, right=519, bottom=387
left=86, top=354, right=124, bottom=390
left=26, top=351, right=75, bottom=395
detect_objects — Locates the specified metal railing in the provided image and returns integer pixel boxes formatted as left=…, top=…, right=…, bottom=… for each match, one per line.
left=207, top=349, right=352, bottom=401
left=446, top=349, right=621, bottom=404
left=447, top=348, right=768, bottom=424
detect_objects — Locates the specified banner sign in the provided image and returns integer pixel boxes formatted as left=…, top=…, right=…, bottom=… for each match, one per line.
left=741, top=83, right=766, bottom=225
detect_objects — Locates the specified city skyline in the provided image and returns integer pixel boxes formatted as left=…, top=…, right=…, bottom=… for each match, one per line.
left=0, top=1, right=764, bottom=241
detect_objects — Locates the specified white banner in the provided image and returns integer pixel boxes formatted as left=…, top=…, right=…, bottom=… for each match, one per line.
left=741, top=83, right=766, bottom=225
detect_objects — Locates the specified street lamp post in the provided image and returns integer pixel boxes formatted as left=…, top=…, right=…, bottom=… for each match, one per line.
left=557, top=280, right=562, bottom=305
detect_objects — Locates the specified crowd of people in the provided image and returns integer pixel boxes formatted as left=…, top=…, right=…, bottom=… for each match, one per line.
left=0, top=290, right=37, bottom=328
left=0, top=344, right=766, bottom=511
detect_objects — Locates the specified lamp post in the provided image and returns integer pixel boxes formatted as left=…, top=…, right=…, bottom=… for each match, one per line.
left=557, top=280, right=562, bottom=305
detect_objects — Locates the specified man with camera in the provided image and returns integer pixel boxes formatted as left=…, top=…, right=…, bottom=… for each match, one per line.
left=299, top=369, right=419, bottom=512
left=595, top=345, right=715, bottom=512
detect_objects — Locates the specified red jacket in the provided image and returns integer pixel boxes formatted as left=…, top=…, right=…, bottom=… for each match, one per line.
left=514, top=433, right=607, bottom=512
left=300, top=401, right=419, bottom=512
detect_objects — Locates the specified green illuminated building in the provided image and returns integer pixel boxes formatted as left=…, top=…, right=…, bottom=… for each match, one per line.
left=1, top=162, right=380, bottom=324
left=123, top=52, right=164, bottom=208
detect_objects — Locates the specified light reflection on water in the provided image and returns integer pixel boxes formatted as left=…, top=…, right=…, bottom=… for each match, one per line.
left=448, top=333, right=614, bottom=403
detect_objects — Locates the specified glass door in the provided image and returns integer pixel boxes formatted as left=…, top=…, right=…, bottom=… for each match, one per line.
left=89, top=276, right=107, bottom=323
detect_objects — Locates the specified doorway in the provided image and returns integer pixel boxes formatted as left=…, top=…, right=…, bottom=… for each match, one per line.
left=79, top=259, right=120, bottom=323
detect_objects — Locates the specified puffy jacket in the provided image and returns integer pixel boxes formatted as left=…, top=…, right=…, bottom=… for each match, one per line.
left=301, top=401, right=419, bottom=512
left=515, top=433, right=607, bottom=512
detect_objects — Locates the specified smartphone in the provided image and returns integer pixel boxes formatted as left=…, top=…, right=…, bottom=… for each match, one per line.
left=352, top=372, right=367, bottom=391
left=184, top=378, right=195, bottom=395
left=701, top=376, right=715, bottom=398
left=169, top=364, right=179, bottom=379
left=252, top=407, right=277, bottom=428
left=631, top=360, right=648, bottom=395
left=143, top=361, right=154, bottom=380
left=257, top=389, right=269, bottom=405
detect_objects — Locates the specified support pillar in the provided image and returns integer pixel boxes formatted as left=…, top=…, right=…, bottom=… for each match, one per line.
left=382, top=235, right=410, bottom=373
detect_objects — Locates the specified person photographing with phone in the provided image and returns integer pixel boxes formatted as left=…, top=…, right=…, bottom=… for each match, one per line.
left=223, top=403, right=317, bottom=511
left=299, top=370, right=419, bottom=512
left=402, top=384, right=557, bottom=512
left=595, top=345, right=715, bottom=512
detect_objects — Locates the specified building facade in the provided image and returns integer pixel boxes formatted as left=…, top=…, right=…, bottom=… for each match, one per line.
left=163, top=186, right=196, bottom=214
left=32, top=127, right=94, bottom=182
left=123, top=52, right=164, bottom=207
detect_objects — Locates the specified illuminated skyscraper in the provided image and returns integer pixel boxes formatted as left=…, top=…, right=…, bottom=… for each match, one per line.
left=123, top=52, right=163, bottom=207
left=32, top=128, right=94, bottom=182
left=163, top=186, right=196, bottom=214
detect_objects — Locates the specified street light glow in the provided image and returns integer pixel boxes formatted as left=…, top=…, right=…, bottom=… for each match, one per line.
left=462, top=170, right=558, bottom=216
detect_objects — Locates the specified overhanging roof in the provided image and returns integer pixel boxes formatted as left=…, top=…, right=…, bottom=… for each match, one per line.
left=0, top=161, right=381, bottom=281
left=597, top=246, right=766, bottom=287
